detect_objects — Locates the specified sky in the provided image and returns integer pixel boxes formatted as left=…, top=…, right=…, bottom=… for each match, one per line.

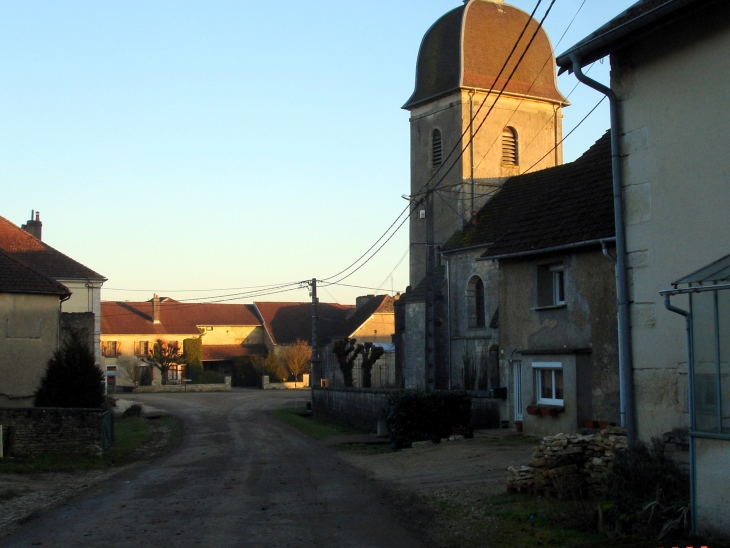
left=1, top=0, right=637, bottom=306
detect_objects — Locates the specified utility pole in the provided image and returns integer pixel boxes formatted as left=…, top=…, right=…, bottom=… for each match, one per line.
left=424, top=189, right=436, bottom=391
left=309, top=278, right=320, bottom=388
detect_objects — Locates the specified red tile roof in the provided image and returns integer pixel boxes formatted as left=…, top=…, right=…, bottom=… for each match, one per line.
left=254, top=301, right=354, bottom=346
left=101, top=299, right=261, bottom=336
left=0, top=249, right=71, bottom=298
left=331, top=295, right=396, bottom=340
left=0, top=215, right=105, bottom=281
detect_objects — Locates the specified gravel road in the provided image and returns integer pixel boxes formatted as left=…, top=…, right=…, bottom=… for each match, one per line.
left=1, top=390, right=424, bottom=548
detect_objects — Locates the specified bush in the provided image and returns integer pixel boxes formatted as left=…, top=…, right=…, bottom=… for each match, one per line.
left=138, top=367, right=152, bottom=386
left=385, top=391, right=471, bottom=450
left=123, top=403, right=144, bottom=417
left=199, top=371, right=225, bottom=384
left=187, top=362, right=204, bottom=384
left=34, top=329, right=105, bottom=408
left=232, top=356, right=260, bottom=387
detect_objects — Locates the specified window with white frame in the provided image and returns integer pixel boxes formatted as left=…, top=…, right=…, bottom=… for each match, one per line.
left=534, top=362, right=564, bottom=405
left=134, top=340, right=149, bottom=356
left=537, top=262, right=565, bottom=307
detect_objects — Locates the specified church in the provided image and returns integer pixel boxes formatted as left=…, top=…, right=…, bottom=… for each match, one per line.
left=396, top=0, right=620, bottom=436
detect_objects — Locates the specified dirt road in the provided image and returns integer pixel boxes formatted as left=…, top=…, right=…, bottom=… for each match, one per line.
left=1, top=390, right=424, bottom=548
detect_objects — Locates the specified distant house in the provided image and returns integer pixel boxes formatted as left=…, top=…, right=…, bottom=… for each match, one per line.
left=556, top=0, right=730, bottom=536
left=0, top=213, right=106, bottom=364
left=101, top=296, right=266, bottom=383
left=320, top=295, right=397, bottom=388
left=0, top=249, right=71, bottom=406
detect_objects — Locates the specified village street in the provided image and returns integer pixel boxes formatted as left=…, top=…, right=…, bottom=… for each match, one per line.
left=1, top=390, right=425, bottom=548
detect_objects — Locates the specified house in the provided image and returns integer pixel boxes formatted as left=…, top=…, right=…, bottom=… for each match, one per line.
left=555, top=0, right=730, bottom=536
left=401, top=132, right=618, bottom=436
left=0, top=249, right=71, bottom=406
left=320, top=295, right=397, bottom=388
left=101, top=296, right=266, bottom=384
left=0, top=213, right=106, bottom=365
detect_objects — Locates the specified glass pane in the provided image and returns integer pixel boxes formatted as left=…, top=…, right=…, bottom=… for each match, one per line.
left=554, top=370, right=564, bottom=400
left=692, top=292, right=719, bottom=432
left=718, top=290, right=730, bottom=433
left=541, top=370, right=553, bottom=400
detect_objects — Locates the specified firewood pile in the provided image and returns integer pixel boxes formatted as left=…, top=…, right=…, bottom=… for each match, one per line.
left=507, top=427, right=627, bottom=496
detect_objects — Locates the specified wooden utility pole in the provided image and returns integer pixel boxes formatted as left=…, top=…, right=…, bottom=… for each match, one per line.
left=309, top=278, right=320, bottom=388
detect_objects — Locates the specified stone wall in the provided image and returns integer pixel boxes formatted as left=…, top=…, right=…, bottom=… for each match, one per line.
left=133, top=377, right=231, bottom=393
left=0, top=407, right=107, bottom=456
left=312, top=387, right=502, bottom=432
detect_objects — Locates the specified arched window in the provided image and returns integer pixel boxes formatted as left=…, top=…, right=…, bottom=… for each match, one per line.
left=502, top=126, right=518, bottom=166
left=467, top=276, right=486, bottom=328
left=432, top=129, right=443, bottom=168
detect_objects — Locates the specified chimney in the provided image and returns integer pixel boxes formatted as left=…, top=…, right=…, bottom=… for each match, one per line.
left=152, top=294, right=161, bottom=324
left=21, top=210, right=43, bottom=241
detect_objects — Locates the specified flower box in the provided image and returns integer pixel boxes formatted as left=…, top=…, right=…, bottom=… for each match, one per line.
left=526, top=405, right=541, bottom=416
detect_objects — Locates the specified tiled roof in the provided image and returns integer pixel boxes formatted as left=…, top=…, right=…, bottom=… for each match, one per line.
left=442, top=131, right=613, bottom=258
left=0, top=215, right=105, bottom=281
left=330, top=295, right=396, bottom=340
left=202, top=344, right=267, bottom=362
left=101, top=299, right=261, bottom=336
left=556, top=0, right=699, bottom=70
left=0, top=249, right=71, bottom=297
left=254, top=301, right=354, bottom=346
left=400, top=266, right=447, bottom=304
left=404, top=0, right=565, bottom=109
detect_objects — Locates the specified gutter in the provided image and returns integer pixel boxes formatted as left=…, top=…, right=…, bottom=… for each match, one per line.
left=441, top=242, right=493, bottom=256
left=569, top=55, right=636, bottom=446
left=477, top=237, right=615, bottom=262
left=556, top=0, right=702, bottom=73
left=660, top=293, right=697, bottom=535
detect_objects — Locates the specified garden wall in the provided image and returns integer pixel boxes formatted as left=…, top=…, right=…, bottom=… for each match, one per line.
left=0, top=407, right=106, bottom=456
left=312, top=388, right=502, bottom=432
left=133, top=377, right=231, bottom=393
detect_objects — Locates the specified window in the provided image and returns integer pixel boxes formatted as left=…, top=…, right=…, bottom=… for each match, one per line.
left=534, top=362, right=564, bottom=405
left=102, top=340, right=119, bottom=357
left=432, top=129, right=443, bottom=168
left=502, top=127, right=518, bottom=166
left=467, top=276, right=486, bottom=328
left=134, top=341, right=149, bottom=356
left=537, top=263, right=565, bottom=307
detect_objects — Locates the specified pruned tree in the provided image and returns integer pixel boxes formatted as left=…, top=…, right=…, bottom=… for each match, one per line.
left=117, top=355, right=141, bottom=386
left=34, top=329, right=105, bottom=408
left=333, top=338, right=363, bottom=388
left=280, top=339, right=312, bottom=382
left=360, top=342, right=385, bottom=388
left=147, top=339, right=181, bottom=385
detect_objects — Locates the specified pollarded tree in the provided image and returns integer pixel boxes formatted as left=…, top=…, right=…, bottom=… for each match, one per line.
left=360, top=342, right=385, bottom=388
left=34, top=329, right=105, bottom=408
left=333, top=338, right=363, bottom=388
left=147, top=339, right=182, bottom=385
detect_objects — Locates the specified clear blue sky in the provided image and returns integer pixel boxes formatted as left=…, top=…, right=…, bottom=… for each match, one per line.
left=1, top=0, right=635, bottom=305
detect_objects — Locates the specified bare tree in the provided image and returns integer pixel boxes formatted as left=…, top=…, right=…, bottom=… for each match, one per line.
left=117, top=356, right=141, bottom=386
left=280, top=339, right=312, bottom=382
left=147, top=339, right=181, bottom=385
left=360, top=342, right=385, bottom=388
left=333, top=338, right=363, bottom=388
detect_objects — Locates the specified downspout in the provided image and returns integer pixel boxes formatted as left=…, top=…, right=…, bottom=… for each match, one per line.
left=662, top=294, right=696, bottom=535
left=444, top=252, right=452, bottom=390
left=571, top=54, right=636, bottom=445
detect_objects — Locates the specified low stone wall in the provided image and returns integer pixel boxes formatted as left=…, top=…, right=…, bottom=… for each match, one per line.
left=0, top=407, right=107, bottom=456
left=508, top=427, right=628, bottom=495
left=134, top=377, right=231, bottom=393
left=312, top=388, right=502, bottom=432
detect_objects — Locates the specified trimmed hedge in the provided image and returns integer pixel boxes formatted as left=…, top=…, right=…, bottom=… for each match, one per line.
left=385, top=391, right=471, bottom=450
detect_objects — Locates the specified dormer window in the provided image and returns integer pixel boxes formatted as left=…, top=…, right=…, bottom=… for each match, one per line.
left=432, top=129, right=443, bottom=168
left=502, top=126, right=518, bottom=166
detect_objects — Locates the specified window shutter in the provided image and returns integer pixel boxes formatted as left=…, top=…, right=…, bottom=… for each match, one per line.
left=502, top=127, right=518, bottom=166
left=116, top=341, right=122, bottom=356
left=432, top=129, right=443, bottom=168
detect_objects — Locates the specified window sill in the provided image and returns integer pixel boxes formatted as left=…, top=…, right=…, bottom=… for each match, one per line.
left=532, top=304, right=567, bottom=312
left=526, top=404, right=565, bottom=416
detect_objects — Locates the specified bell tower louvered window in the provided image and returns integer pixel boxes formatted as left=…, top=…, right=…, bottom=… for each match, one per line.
left=502, top=126, right=518, bottom=166
left=432, top=129, right=443, bottom=168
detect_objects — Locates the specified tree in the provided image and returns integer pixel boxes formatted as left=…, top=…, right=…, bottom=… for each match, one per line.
left=147, top=339, right=181, bottom=385
left=183, top=337, right=203, bottom=383
left=34, top=329, right=105, bottom=408
left=280, top=339, right=312, bottom=382
left=333, top=338, right=363, bottom=388
left=360, top=342, right=385, bottom=388
left=117, top=356, right=141, bottom=386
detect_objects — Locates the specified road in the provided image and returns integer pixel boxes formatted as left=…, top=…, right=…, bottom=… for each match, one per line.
left=1, top=390, right=424, bottom=548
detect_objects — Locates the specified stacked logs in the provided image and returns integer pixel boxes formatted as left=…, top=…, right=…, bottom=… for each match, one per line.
left=507, top=427, right=627, bottom=496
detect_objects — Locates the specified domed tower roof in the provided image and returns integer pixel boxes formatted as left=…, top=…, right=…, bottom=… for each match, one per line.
left=403, top=0, right=566, bottom=110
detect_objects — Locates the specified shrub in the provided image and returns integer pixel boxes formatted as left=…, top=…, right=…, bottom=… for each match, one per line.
left=199, top=371, right=225, bottom=384
left=123, top=403, right=144, bottom=417
left=187, top=362, right=204, bottom=384
left=138, top=367, right=153, bottom=386
left=385, top=391, right=471, bottom=450
left=232, top=356, right=260, bottom=387
left=34, top=329, right=105, bottom=408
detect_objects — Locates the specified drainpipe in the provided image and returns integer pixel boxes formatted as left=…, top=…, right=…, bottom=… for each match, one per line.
left=662, top=294, right=696, bottom=535
left=571, top=54, right=636, bottom=445
left=444, top=252, right=452, bottom=390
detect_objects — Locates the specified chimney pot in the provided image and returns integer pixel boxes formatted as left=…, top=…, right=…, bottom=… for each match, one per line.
left=21, top=211, right=43, bottom=241
left=153, top=294, right=161, bottom=324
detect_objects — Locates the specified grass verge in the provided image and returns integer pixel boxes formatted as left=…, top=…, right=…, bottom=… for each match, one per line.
left=269, top=407, right=360, bottom=440
left=0, top=415, right=178, bottom=473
